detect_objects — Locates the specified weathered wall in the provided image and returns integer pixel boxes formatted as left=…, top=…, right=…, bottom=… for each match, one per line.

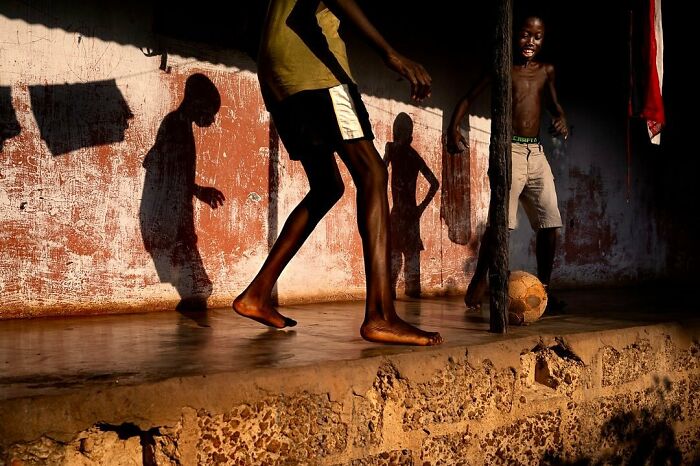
left=504, top=4, right=683, bottom=286
left=0, top=1, right=482, bottom=318
left=0, top=1, right=689, bottom=317
left=2, top=324, right=698, bottom=465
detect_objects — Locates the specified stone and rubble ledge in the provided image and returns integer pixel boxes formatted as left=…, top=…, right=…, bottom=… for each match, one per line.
left=2, top=321, right=699, bottom=465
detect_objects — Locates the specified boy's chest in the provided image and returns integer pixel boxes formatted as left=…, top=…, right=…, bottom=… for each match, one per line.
left=512, top=66, right=547, bottom=95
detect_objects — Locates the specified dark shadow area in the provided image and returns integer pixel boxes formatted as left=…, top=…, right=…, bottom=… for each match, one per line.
left=0, top=86, right=21, bottom=151
left=94, top=422, right=160, bottom=466
left=0, top=0, right=264, bottom=67
left=151, top=0, right=268, bottom=63
left=139, top=73, right=223, bottom=314
left=28, top=79, right=133, bottom=156
left=643, top=2, right=698, bottom=282
left=542, top=377, right=686, bottom=466
left=240, top=329, right=297, bottom=368
left=177, top=310, right=211, bottom=329
left=440, top=118, right=472, bottom=247
left=348, top=0, right=496, bottom=113
left=267, top=120, right=281, bottom=305
left=0, top=0, right=494, bottom=108
left=170, top=312, right=212, bottom=377
left=384, top=112, right=439, bottom=298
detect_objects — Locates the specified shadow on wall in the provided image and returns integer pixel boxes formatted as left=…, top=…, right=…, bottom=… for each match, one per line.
left=0, top=87, right=21, bottom=151
left=0, top=0, right=265, bottom=68
left=440, top=113, right=472, bottom=247
left=139, top=73, right=224, bottom=313
left=542, top=376, right=686, bottom=465
left=151, top=0, right=267, bottom=62
left=28, top=80, right=133, bottom=156
left=384, top=112, right=439, bottom=298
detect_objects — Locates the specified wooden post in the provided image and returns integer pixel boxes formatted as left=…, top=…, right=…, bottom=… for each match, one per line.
left=488, top=0, right=512, bottom=333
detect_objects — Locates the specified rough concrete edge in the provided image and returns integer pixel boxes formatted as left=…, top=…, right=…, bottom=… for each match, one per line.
left=0, top=320, right=697, bottom=449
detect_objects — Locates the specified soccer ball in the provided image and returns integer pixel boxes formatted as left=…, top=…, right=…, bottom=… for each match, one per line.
left=508, top=270, right=548, bottom=325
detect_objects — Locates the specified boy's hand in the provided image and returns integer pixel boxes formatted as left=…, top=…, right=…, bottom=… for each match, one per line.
left=550, top=116, right=569, bottom=140
left=196, top=186, right=225, bottom=209
left=385, top=52, right=431, bottom=102
left=446, top=127, right=467, bottom=154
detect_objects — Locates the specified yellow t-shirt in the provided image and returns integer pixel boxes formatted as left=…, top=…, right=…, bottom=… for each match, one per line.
left=257, top=0, right=355, bottom=103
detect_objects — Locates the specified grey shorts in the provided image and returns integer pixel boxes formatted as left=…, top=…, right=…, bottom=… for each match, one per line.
left=509, top=141, right=562, bottom=230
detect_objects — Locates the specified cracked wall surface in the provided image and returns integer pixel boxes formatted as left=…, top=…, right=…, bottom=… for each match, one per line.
left=1, top=2, right=687, bottom=318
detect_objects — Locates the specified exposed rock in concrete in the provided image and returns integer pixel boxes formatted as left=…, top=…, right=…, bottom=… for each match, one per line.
left=524, top=340, right=587, bottom=397
left=420, top=429, right=473, bottom=466
left=195, top=392, right=347, bottom=465
left=480, top=411, right=563, bottom=465
left=348, top=449, right=412, bottom=466
left=558, top=375, right=688, bottom=464
left=351, top=394, right=384, bottom=449
left=2, top=325, right=699, bottom=465
left=402, top=358, right=516, bottom=429
left=602, top=339, right=655, bottom=387
left=5, top=427, right=143, bottom=466
left=675, top=340, right=700, bottom=373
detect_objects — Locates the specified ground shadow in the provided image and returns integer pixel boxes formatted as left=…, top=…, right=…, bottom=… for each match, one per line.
left=139, top=73, right=224, bottom=314
left=384, top=112, right=439, bottom=298
left=0, top=86, right=21, bottom=151
left=28, top=79, right=132, bottom=156
left=240, top=329, right=297, bottom=368
left=541, top=376, right=687, bottom=465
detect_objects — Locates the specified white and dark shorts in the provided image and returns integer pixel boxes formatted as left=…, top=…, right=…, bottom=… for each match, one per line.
left=268, top=83, right=374, bottom=160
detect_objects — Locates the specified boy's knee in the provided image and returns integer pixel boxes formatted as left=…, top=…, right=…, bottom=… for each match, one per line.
left=327, top=179, right=345, bottom=204
left=537, top=227, right=558, bottom=238
left=366, top=163, right=388, bottom=189
left=311, top=178, right=345, bottom=208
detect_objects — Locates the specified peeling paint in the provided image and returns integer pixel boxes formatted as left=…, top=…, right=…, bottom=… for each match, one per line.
left=0, top=11, right=674, bottom=318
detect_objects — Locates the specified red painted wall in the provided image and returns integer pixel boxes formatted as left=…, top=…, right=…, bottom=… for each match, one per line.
left=0, top=1, right=689, bottom=318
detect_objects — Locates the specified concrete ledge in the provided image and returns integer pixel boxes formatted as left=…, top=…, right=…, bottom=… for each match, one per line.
left=1, top=292, right=699, bottom=465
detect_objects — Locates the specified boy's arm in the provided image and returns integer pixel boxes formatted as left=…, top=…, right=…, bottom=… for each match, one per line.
left=417, top=160, right=439, bottom=214
left=544, top=64, right=569, bottom=139
left=382, top=142, right=392, bottom=166
left=322, top=0, right=431, bottom=101
left=446, top=73, right=490, bottom=154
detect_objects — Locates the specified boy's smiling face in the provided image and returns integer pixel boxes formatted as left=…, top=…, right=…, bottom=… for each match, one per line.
left=517, top=16, right=545, bottom=61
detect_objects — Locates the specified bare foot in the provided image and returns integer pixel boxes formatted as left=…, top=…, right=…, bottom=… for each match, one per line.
left=232, top=294, right=297, bottom=328
left=464, top=278, right=487, bottom=312
left=361, top=316, right=443, bottom=346
left=464, top=300, right=481, bottom=312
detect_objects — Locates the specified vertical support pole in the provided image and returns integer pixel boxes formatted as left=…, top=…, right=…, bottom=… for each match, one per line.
left=488, top=0, right=513, bottom=333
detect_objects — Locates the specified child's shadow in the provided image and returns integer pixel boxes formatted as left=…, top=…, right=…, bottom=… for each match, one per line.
left=139, top=73, right=225, bottom=313
left=384, top=112, right=439, bottom=298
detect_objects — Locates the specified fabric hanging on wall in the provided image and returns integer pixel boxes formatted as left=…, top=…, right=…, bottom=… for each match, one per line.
left=643, top=0, right=664, bottom=144
left=629, top=0, right=664, bottom=145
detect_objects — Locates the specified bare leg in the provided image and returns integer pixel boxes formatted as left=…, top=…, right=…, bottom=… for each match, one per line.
left=535, top=227, right=557, bottom=286
left=464, top=226, right=492, bottom=311
left=233, top=152, right=345, bottom=328
left=390, top=249, right=402, bottom=299
left=337, top=140, right=442, bottom=345
left=536, top=227, right=565, bottom=313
